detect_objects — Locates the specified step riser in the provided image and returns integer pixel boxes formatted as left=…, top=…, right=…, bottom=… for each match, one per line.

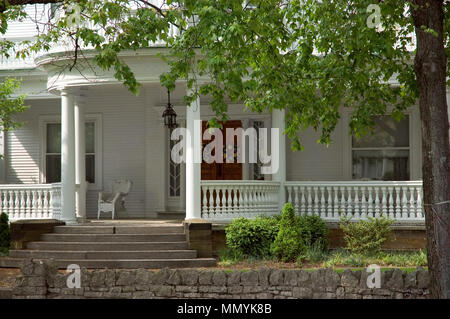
left=27, top=242, right=189, bottom=251
left=9, top=250, right=197, bottom=260
left=40, top=234, right=186, bottom=242
left=53, top=226, right=185, bottom=235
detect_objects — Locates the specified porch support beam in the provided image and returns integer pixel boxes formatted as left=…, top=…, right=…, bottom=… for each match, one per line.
left=60, top=89, right=77, bottom=224
left=185, top=93, right=202, bottom=220
left=75, top=93, right=87, bottom=221
left=272, top=109, right=286, bottom=211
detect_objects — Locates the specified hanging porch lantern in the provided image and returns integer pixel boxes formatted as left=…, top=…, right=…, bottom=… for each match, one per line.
left=162, top=89, right=177, bottom=129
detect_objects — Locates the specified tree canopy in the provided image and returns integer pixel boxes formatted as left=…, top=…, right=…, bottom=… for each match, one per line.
left=2, top=0, right=447, bottom=148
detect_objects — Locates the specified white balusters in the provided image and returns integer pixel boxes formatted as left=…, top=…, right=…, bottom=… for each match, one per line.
left=300, top=187, right=306, bottom=216
left=374, top=187, right=380, bottom=217
left=395, top=187, right=402, bottom=219
left=327, top=187, right=333, bottom=219
left=320, top=186, right=326, bottom=218
left=381, top=187, right=388, bottom=217
left=409, top=187, right=415, bottom=218
left=294, top=186, right=300, bottom=214
left=333, top=186, right=339, bottom=219
left=402, top=187, right=409, bottom=219
left=199, top=181, right=424, bottom=223
left=353, top=186, right=360, bottom=219
left=416, top=187, right=423, bottom=219
left=360, top=187, right=367, bottom=219
left=388, top=187, right=395, bottom=219
left=346, top=187, right=353, bottom=218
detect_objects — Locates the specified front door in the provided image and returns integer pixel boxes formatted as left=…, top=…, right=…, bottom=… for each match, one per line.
left=201, top=120, right=242, bottom=180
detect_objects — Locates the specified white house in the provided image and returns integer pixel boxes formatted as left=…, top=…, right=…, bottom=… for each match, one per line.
left=0, top=4, right=435, bottom=228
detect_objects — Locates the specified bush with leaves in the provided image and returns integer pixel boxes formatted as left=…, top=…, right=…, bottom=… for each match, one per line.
left=0, top=212, right=10, bottom=254
left=270, top=203, right=305, bottom=262
left=225, top=216, right=279, bottom=258
left=340, top=216, right=395, bottom=255
left=297, top=214, right=328, bottom=250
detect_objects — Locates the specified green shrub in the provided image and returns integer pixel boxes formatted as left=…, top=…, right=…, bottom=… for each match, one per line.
left=297, top=215, right=328, bottom=250
left=0, top=212, right=10, bottom=254
left=270, top=203, right=305, bottom=262
left=340, top=216, right=395, bottom=255
left=225, top=216, right=279, bottom=258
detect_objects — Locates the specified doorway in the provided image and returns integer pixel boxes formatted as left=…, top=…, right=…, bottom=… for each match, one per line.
left=201, top=120, right=243, bottom=180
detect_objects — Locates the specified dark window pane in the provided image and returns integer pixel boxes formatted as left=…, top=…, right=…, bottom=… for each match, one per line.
left=86, top=154, right=95, bottom=183
left=85, top=122, right=95, bottom=154
left=46, top=155, right=61, bottom=183
left=46, top=123, right=61, bottom=153
left=352, top=150, right=410, bottom=181
left=352, top=115, right=409, bottom=148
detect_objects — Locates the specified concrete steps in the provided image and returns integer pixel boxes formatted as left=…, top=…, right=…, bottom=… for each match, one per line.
left=53, top=225, right=185, bottom=234
left=40, top=233, right=187, bottom=242
left=4, top=223, right=216, bottom=269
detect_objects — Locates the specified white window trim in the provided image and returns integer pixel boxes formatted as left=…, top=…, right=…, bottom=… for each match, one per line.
left=342, top=107, right=420, bottom=181
left=39, top=113, right=103, bottom=190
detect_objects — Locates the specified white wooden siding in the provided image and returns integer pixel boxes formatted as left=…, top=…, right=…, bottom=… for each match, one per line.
left=2, top=5, right=49, bottom=39
left=6, top=99, right=58, bottom=184
left=286, top=119, right=344, bottom=181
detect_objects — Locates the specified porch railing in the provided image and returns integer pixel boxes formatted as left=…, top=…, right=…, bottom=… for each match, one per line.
left=285, top=181, right=424, bottom=222
left=200, top=181, right=280, bottom=221
left=0, top=183, right=61, bottom=221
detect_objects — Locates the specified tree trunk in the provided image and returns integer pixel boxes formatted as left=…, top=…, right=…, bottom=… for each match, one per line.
left=412, top=0, right=450, bottom=299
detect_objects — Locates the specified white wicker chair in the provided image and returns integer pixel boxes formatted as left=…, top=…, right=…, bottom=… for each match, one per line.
left=97, top=179, right=133, bottom=219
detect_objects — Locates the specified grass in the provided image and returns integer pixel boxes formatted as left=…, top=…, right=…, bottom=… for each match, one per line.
left=218, top=247, right=428, bottom=270
left=320, top=248, right=427, bottom=268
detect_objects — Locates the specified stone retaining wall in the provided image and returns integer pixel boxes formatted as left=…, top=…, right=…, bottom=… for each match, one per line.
left=12, top=259, right=431, bottom=299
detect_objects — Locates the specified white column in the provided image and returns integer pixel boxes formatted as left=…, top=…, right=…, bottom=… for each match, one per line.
left=185, top=93, right=202, bottom=220
left=75, top=94, right=86, bottom=221
left=60, top=89, right=77, bottom=223
left=272, top=109, right=286, bottom=211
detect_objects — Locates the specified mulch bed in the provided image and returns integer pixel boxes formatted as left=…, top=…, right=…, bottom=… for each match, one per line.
left=0, top=268, right=20, bottom=288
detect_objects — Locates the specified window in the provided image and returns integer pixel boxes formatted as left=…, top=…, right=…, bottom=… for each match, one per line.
left=352, top=115, right=410, bottom=181
left=45, top=121, right=97, bottom=184
left=168, top=127, right=181, bottom=197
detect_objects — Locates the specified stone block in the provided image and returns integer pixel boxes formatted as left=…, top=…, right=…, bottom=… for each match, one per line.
left=269, top=270, right=284, bottom=286
left=292, top=287, right=312, bottom=299
left=212, top=271, right=227, bottom=286
left=227, top=271, right=241, bottom=285
left=179, top=269, right=199, bottom=285
left=241, top=271, right=259, bottom=286
left=341, top=269, right=359, bottom=287
left=116, top=270, right=136, bottom=286
left=198, top=270, right=213, bottom=285
left=183, top=219, right=213, bottom=258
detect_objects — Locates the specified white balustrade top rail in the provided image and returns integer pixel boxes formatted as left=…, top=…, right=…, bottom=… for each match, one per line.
left=0, top=183, right=61, bottom=221
left=285, top=180, right=424, bottom=224
left=201, top=180, right=280, bottom=221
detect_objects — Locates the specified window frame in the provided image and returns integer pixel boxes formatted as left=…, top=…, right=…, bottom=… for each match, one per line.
left=39, top=114, right=103, bottom=190
left=167, top=127, right=181, bottom=198
left=348, top=114, right=412, bottom=181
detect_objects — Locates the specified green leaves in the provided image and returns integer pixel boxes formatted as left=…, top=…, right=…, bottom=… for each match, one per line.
left=0, top=78, right=29, bottom=132
left=4, top=0, right=447, bottom=147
